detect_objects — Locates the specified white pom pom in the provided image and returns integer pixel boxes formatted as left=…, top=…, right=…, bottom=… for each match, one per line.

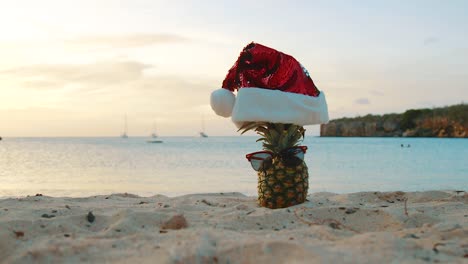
left=210, top=88, right=235, bottom=117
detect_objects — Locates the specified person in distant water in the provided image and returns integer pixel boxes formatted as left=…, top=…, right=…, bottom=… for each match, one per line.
left=401, top=144, right=404, bottom=147
left=407, top=144, right=411, bottom=148
left=0, top=136, right=2, bottom=141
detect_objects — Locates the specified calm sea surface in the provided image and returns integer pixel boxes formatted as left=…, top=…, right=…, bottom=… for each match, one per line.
left=0, top=137, right=466, bottom=197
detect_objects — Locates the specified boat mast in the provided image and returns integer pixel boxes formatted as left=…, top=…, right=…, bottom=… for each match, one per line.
left=124, top=115, right=128, bottom=135
left=201, top=115, right=205, bottom=133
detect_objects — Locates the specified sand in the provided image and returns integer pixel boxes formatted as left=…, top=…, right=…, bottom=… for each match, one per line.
left=0, top=190, right=467, bottom=263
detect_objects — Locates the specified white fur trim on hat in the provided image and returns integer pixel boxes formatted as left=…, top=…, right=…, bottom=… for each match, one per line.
left=210, top=88, right=236, bottom=117
left=231, top=88, right=329, bottom=128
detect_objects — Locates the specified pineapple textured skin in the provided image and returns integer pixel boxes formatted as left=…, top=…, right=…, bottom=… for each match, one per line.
left=257, top=157, right=308, bottom=209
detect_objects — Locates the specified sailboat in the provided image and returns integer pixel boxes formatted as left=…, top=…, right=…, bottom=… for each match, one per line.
left=147, top=121, right=163, bottom=143
left=199, top=116, right=208, bottom=138
left=120, top=115, right=129, bottom=138
left=199, top=131, right=208, bottom=138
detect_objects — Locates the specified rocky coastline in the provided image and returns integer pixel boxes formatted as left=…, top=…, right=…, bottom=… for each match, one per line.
left=321, top=104, right=467, bottom=138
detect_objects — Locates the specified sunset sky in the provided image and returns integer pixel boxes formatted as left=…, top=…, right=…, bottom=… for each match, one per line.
left=1, top=0, right=467, bottom=136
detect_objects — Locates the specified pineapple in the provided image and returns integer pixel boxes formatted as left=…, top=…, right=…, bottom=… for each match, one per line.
left=239, top=122, right=309, bottom=209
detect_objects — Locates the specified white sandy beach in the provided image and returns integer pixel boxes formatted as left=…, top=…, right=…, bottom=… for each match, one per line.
left=0, top=190, right=467, bottom=263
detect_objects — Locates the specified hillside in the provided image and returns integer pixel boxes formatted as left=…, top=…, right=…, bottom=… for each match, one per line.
left=320, top=104, right=467, bottom=138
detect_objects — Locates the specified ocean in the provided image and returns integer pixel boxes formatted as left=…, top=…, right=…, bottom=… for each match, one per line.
left=0, top=137, right=466, bottom=197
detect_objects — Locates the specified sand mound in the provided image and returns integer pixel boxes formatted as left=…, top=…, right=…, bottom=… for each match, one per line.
left=0, top=190, right=466, bottom=263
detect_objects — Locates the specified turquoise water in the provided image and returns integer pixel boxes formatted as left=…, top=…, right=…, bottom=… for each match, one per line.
left=0, top=137, right=466, bottom=197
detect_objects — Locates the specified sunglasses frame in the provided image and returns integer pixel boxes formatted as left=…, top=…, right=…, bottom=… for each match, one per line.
left=245, top=146, right=308, bottom=171
left=245, top=151, right=273, bottom=162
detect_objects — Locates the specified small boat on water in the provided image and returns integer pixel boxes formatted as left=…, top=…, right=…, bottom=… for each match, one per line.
left=199, top=116, right=208, bottom=138
left=147, top=121, right=163, bottom=143
left=121, top=115, right=129, bottom=138
left=147, top=139, right=163, bottom=143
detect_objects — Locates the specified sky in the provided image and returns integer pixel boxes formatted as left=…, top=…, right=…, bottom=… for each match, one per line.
left=0, top=0, right=467, bottom=137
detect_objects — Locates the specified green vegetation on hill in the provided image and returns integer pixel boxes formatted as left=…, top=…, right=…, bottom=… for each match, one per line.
left=321, top=103, right=467, bottom=138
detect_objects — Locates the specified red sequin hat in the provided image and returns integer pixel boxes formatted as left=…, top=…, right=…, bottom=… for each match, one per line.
left=211, top=42, right=329, bottom=127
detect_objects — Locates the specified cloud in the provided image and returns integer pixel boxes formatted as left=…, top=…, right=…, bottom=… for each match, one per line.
left=0, top=33, right=189, bottom=60
left=423, top=37, right=438, bottom=46
left=354, top=98, right=371, bottom=105
left=64, top=33, right=188, bottom=49
left=369, top=90, right=384, bottom=96
left=1, top=60, right=153, bottom=90
left=0, top=58, right=218, bottom=134
left=0, top=59, right=216, bottom=98
left=20, top=80, right=65, bottom=90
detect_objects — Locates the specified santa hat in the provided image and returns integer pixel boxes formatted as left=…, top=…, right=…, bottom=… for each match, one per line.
left=210, top=42, right=329, bottom=128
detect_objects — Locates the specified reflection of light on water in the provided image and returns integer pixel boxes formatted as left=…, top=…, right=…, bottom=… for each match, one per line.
left=0, top=137, right=466, bottom=197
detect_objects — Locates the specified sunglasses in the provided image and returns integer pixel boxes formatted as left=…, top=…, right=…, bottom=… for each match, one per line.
left=245, top=146, right=308, bottom=171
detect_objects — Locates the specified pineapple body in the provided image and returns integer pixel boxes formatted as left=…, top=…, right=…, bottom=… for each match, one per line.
left=239, top=122, right=309, bottom=209
left=257, top=157, right=309, bottom=209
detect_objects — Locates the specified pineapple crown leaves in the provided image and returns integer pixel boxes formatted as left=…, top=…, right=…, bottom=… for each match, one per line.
left=238, top=122, right=305, bottom=153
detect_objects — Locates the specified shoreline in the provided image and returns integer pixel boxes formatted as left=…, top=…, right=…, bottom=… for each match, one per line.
left=1, top=190, right=467, bottom=263
left=1, top=188, right=466, bottom=200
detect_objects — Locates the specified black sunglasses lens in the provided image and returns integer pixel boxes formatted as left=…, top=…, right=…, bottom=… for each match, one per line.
left=249, top=153, right=272, bottom=171
left=281, top=148, right=305, bottom=167
left=283, top=157, right=302, bottom=167
left=261, top=157, right=273, bottom=171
